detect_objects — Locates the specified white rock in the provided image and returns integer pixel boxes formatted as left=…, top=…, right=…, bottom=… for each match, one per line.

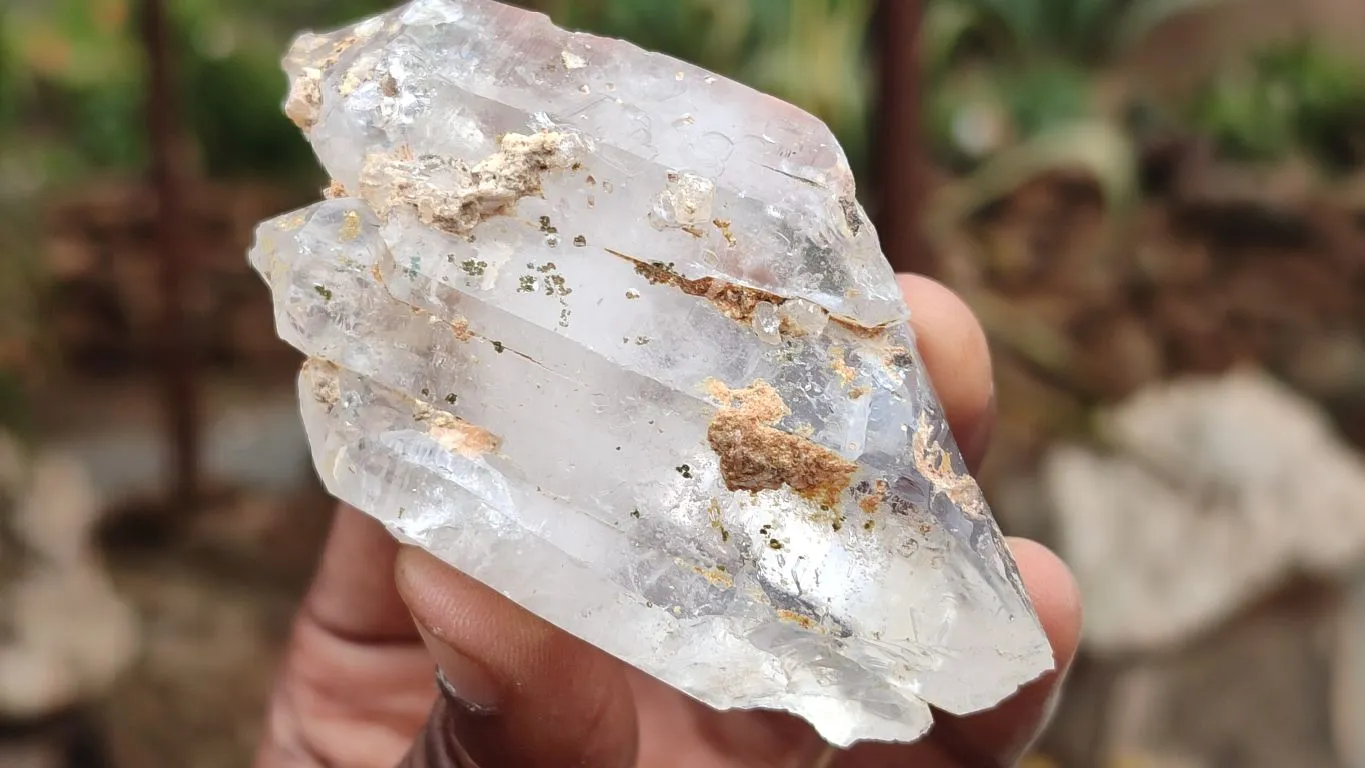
left=1044, top=368, right=1365, bottom=654
left=0, top=437, right=139, bottom=719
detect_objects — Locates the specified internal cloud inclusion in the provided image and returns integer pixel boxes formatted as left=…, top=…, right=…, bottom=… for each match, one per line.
left=250, top=0, right=1051, bottom=747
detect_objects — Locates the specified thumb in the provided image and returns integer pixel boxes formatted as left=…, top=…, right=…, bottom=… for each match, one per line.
left=394, top=547, right=639, bottom=768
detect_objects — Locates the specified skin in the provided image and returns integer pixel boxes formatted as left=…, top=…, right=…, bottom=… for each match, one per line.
left=255, top=275, right=1083, bottom=768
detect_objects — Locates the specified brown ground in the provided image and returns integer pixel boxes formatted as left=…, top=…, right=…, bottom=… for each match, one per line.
left=99, top=486, right=334, bottom=768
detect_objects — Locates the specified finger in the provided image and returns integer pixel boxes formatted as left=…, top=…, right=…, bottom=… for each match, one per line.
left=394, top=547, right=639, bottom=768
left=925, top=538, right=1083, bottom=765
left=629, top=667, right=828, bottom=767
left=897, top=274, right=997, bottom=472
left=305, top=505, right=418, bottom=642
left=256, top=507, right=435, bottom=767
left=837, top=538, right=1082, bottom=768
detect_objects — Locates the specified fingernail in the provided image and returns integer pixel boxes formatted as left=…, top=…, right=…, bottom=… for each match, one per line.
left=414, top=622, right=503, bottom=712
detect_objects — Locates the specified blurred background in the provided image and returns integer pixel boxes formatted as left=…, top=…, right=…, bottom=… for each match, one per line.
left=2, top=0, right=1365, bottom=766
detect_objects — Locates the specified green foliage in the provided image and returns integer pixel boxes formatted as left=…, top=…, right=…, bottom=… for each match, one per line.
left=924, top=0, right=1236, bottom=154
left=922, top=0, right=1234, bottom=207
left=0, top=0, right=401, bottom=189
left=1002, top=65, right=1094, bottom=140
left=0, top=0, right=873, bottom=185
left=1190, top=40, right=1365, bottom=169
left=0, top=0, right=149, bottom=183
left=183, top=52, right=315, bottom=179
left=926, top=0, right=1232, bottom=75
left=70, top=79, right=148, bottom=169
left=171, top=0, right=393, bottom=180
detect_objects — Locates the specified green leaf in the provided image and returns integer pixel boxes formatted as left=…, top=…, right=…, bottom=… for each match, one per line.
left=922, top=0, right=984, bottom=78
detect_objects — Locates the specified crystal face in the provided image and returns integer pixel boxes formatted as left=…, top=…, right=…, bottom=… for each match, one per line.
left=251, top=0, right=1051, bottom=746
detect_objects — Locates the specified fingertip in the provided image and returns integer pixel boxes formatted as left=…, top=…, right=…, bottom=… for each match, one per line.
left=1007, top=537, right=1083, bottom=670
left=306, top=505, right=417, bottom=642
left=895, top=274, right=996, bottom=471
left=914, top=539, right=1081, bottom=766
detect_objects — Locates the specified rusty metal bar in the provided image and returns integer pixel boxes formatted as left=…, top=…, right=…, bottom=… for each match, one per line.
left=873, top=0, right=933, bottom=276
left=141, top=0, right=201, bottom=510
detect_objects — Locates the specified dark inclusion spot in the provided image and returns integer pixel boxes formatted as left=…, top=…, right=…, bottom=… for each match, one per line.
left=492, top=341, right=505, bottom=353
left=886, top=480, right=922, bottom=516
left=676, top=464, right=693, bottom=478
left=839, top=197, right=863, bottom=235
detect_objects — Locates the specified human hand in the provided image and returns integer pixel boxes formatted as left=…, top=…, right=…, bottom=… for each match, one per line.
left=254, top=275, right=1082, bottom=768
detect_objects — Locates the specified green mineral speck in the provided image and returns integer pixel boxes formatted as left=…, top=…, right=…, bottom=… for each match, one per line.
left=528, top=270, right=571, bottom=297
left=313, top=285, right=333, bottom=301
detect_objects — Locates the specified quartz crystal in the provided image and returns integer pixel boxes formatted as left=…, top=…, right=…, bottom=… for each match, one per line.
left=250, top=0, right=1051, bottom=746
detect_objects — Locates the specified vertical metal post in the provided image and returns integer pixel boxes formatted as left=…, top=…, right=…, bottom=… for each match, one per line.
left=873, top=0, right=933, bottom=276
left=141, top=0, right=200, bottom=510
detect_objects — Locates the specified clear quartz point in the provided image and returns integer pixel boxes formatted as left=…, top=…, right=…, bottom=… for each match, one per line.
left=251, top=0, right=1051, bottom=747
